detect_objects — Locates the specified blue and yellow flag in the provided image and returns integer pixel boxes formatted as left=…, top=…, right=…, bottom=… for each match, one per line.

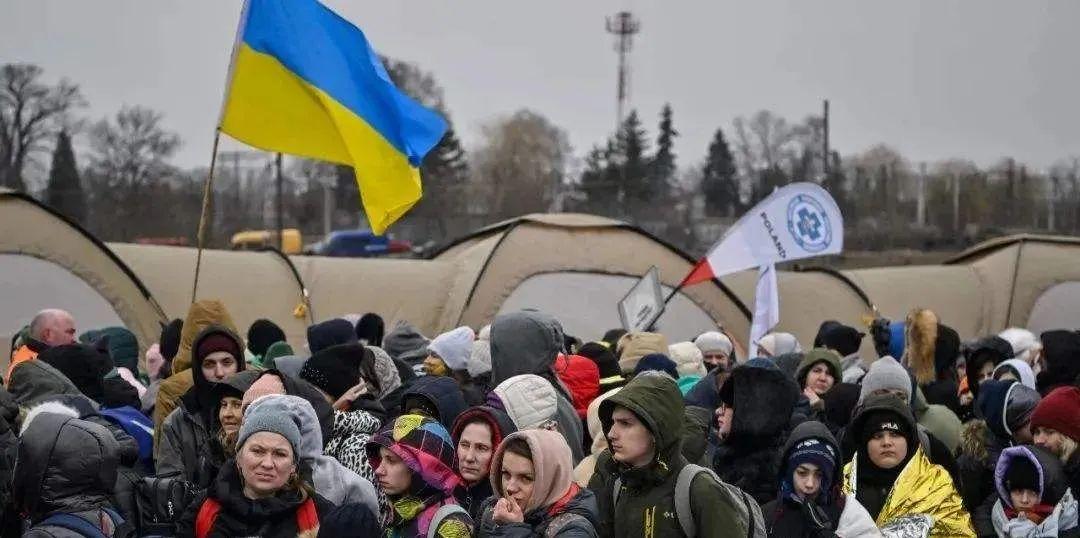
left=219, top=0, right=448, bottom=234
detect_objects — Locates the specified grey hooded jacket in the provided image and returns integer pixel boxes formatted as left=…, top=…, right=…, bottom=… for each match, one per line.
left=245, top=394, right=379, bottom=514
left=491, top=311, right=585, bottom=463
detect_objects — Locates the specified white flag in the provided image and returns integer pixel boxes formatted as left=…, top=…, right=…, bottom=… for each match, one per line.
left=747, top=263, right=780, bottom=358
left=682, top=182, right=844, bottom=286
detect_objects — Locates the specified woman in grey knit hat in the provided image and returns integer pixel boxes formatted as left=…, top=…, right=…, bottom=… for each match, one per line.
left=177, top=402, right=335, bottom=537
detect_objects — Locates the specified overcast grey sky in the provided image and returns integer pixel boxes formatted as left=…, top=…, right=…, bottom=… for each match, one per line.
left=4, top=1, right=1078, bottom=173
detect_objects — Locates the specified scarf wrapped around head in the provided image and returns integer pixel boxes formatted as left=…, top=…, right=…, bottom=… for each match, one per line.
left=365, top=414, right=460, bottom=498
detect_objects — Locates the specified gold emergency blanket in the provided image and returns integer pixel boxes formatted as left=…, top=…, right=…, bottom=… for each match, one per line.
left=843, top=448, right=975, bottom=538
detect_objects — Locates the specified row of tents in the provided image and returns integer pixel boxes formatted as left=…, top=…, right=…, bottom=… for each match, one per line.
left=4, top=187, right=1080, bottom=371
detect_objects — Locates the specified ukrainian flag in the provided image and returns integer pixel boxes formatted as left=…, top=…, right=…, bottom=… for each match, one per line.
left=219, top=0, right=448, bottom=234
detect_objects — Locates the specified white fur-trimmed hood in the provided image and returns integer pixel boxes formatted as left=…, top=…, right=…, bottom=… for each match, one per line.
left=19, top=400, right=80, bottom=437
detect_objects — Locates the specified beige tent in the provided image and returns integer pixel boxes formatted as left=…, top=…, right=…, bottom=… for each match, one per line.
left=431, top=213, right=752, bottom=342
left=108, top=214, right=754, bottom=347
left=0, top=189, right=167, bottom=363
left=7, top=189, right=1080, bottom=365
left=722, top=235, right=1080, bottom=352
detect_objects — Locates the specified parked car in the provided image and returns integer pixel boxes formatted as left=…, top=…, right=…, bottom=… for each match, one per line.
left=305, top=230, right=412, bottom=257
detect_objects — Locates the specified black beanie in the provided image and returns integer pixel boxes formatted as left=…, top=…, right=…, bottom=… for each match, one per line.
left=355, top=313, right=385, bottom=347
left=300, top=343, right=366, bottom=400
left=602, top=329, right=627, bottom=348
left=308, top=319, right=358, bottom=355
left=858, top=409, right=915, bottom=448
left=247, top=319, right=286, bottom=357
left=1004, top=456, right=1040, bottom=494
left=579, top=342, right=621, bottom=379
left=820, top=324, right=865, bottom=357
left=160, top=318, right=183, bottom=360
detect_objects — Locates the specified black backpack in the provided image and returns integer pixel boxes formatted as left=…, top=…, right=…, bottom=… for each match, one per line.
left=131, top=476, right=200, bottom=537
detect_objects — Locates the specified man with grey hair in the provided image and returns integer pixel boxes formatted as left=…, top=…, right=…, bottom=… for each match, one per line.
left=6, top=309, right=76, bottom=384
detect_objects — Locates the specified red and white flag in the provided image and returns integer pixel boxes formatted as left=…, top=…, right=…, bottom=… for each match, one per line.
left=681, top=182, right=844, bottom=287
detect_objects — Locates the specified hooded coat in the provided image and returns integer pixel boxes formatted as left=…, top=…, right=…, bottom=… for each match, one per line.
left=14, top=406, right=124, bottom=537
left=477, top=429, right=599, bottom=537
left=244, top=395, right=379, bottom=512
left=156, top=324, right=245, bottom=487
left=554, top=354, right=601, bottom=420
left=365, top=415, right=475, bottom=537
left=1036, top=330, right=1080, bottom=395
left=713, top=361, right=801, bottom=504
left=452, top=406, right=518, bottom=519
left=399, top=375, right=468, bottom=431
left=991, top=445, right=1080, bottom=538
left=843, top=395, right=974, bottom=537
left=589, top=375, right=749, bottom=538
left=490, top=311, right=584, bottom=463
left=384, top=321, right=430, bottom=365
left=761, top=421, right=880, bottom=538
left=957, top=380, right=1041, bottom=535
left=204, top=370, right=261, bottom=469
left=153, top=300, right=239, bottom=440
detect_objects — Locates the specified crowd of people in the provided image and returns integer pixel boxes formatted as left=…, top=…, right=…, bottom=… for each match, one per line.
left=1, top=301, right=1079, bottom=537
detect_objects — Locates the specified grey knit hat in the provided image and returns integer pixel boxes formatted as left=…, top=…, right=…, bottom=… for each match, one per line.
left=858, top=356, right=911, bottom=404
left=237, top=401, right=303, bottom=460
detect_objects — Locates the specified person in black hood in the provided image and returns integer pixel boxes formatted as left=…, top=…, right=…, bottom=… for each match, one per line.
left=961, top=336, right=1013, bottom=419
left=490, top=310, right=585, bottom=464
left=156, top=324, right=245, bottom=487
left=763, top=421, right=878, bottom=537
left=356, top=313, right=385, bottom=347
left=713, top=358, right=801, bottom=504
left=1037, top=330, right=1080, bottom=396
left=956, top=379, right=1041, bottom=535
left=399, top=375, right=467, bottom=431
left=207, top=370, right=262, bottom=474
left=14, top=407, right=129, bottom=536
left=452, top=405, right=518, bottom=519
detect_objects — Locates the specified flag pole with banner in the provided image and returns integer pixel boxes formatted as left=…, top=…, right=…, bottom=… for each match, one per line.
left=677, top=182, right=844, bottom=356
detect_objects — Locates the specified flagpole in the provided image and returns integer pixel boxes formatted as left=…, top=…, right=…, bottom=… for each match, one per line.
left=191, top=130, right=223, bottom=304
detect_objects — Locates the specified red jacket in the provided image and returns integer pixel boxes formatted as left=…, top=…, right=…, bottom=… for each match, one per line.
left=554, top=354, right=600, bottom=419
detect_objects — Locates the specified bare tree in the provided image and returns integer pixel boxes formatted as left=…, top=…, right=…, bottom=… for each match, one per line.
left=86, top=105, right=182, bottom=240
left=731, top=110, right=798, bottom=176
left=473, top=109, right=571, bottom=220
left=0, top=64, right=85, bottom=192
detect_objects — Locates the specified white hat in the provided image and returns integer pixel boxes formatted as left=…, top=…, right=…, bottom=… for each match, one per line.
left=428, top=326, right=475, bottom=372
left=668, top=342, right=707, bottom=378
left=694, top=331, right=733, bottom=356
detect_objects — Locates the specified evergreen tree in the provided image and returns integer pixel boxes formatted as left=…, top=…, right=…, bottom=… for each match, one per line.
left=700, top=127, right=739, bottom=217
left=44, top=130, right=86, bottom=224
left=649, top=103, right=678, bottom=199
left=618, top=110, right=650, bottom=204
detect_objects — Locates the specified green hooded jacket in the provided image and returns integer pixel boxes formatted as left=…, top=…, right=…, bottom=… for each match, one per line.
left=589, top=375, right=747, bottom=537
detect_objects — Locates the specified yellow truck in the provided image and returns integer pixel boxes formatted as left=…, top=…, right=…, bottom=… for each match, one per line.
left=230, top=229, right=303, bottom=254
